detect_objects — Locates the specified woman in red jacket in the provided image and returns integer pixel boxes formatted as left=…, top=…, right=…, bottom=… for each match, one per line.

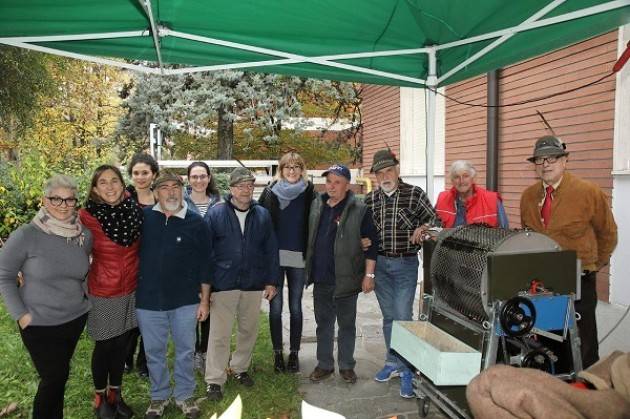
left=79, top=165, right=144, bottom=419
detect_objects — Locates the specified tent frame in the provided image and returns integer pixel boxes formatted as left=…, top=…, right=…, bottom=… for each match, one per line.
left=1, top=0, right=628, bottom=196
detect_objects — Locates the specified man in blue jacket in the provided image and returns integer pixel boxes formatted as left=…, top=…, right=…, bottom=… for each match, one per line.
left=204, top=167, right=279, bottom=402
left=136, top=171, right=211, bottom=419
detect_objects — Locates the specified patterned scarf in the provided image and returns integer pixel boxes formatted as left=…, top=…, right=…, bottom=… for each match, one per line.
left=31, top=207, right=86, bottom=246
left=85, top=196, right=143, bottom=247
left=271, top=179, right=307, bottom=210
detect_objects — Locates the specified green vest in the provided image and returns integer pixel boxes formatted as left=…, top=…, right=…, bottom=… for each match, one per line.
left=305, top=192, right=367, bottom=298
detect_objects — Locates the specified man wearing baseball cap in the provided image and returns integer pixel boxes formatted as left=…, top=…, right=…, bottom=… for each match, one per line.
left=520, top=136, right=617, bottom=368
left=305, top=164, right=378, bottom=384
left=364, top=149, right=439, bottom=398
left=306, top=164, right=378, bottom=384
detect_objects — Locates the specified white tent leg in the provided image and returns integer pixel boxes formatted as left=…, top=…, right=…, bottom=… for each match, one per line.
left=425, top=49, right=437, bottom=202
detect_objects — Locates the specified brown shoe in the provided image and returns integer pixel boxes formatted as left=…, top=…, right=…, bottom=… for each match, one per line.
left=309, top=367, right=334, bottom=382
left=339, top=369, right=357, bottom=384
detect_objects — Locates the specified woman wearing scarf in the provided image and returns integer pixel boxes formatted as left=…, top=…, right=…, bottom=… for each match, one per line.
left=79, top=165, right=143, bottom=419
left=259, top=152, right=316, bottom=373
left=0, top=175, right=92, bottom=419
left=183, top=161, right=222, bottom=374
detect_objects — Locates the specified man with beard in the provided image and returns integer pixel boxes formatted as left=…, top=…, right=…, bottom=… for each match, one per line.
left=136, top=171, right=211, bottom=419
left=364, top=149, right=439, bottom=398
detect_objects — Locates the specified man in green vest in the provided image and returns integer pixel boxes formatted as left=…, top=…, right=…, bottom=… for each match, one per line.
left=305, top=164, right=379, bottom=384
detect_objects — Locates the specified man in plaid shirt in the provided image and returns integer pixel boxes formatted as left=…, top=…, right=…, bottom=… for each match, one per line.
left=364, top=149, right=438, bottom=399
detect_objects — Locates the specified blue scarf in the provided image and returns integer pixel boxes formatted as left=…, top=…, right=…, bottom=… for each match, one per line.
left=271, top=179, right=307, bottom=210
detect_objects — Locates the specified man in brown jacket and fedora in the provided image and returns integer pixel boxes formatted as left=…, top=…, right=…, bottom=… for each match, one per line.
left=520, top=135, right=617, bottom=368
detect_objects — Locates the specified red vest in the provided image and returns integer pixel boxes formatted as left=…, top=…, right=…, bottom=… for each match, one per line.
left=436, top=184, right=501, bottom=228
left=79, top=209, right=139, bottom=298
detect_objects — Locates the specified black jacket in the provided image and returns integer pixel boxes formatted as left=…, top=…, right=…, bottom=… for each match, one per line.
left=258, top=180, right=316, bottom=260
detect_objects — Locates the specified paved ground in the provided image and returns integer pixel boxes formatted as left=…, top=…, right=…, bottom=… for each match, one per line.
left=264, top=286, right=448, bottom=419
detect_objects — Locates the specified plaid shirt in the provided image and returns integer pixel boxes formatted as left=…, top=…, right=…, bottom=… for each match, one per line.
left=364, top=181, right=439, bottom=254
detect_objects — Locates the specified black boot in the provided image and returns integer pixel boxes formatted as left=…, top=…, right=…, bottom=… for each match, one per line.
left=137, top=339, right=148, bottom=378
left=287, top=351, right=300, bottom=373
left=93, top=391, right=115, bottom=419
left=273, top=351, right=286, bottom=373
left=108, top=387, right=134, bottom=418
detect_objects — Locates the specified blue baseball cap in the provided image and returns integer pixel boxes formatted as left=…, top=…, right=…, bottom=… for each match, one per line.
left=322, top=164, right=351, bottom=181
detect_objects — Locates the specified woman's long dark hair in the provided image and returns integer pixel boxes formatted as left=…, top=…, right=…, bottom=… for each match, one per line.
left=187, top=161, right=219, bottom=197
left=127, top=152, right=159, bottom=177
left=86, top=165, right=126, bottom=205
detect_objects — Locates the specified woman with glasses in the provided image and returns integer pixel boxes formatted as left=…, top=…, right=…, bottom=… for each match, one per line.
left=184, top=161, right=222, bottom=217
left=124, top=152, right=159, bottom=378
left=435, top=160, right=509, bottom=228
left=184, top=161, right=222, bottom=373
left=79, top=165, right=143, bottom=419
left=258, top=152, right=316, bottom=373
left=0, top=175, right=92, bottom=419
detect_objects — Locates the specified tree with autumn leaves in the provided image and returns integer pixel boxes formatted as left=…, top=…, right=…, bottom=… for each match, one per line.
left=0, top=47, right=362, bottom=237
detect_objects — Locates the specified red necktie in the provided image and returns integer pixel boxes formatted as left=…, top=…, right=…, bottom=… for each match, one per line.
left=541, top=185, right=554, bottom=228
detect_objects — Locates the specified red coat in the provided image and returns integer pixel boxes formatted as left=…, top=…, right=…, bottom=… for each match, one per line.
left=436, top=184, right=501, bottom=228
left=79, top=209, right=139, bottom=297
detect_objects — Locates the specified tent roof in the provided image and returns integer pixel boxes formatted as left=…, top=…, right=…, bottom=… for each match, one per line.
left=1, top=0, right=629, bottom=87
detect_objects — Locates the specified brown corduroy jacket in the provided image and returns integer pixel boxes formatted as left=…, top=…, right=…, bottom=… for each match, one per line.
left=520, top=171, right=617, bottom=272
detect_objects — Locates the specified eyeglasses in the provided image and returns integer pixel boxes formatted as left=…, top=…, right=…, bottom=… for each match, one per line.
left=282, top=165, right=302, bottom=172
left=234, top=183, right=255, bottom=191
left=189, top=175, right=209, bottom=181
left=533, top=155, right=562, bottom=165
left=46, top=196, right=78, bottom=207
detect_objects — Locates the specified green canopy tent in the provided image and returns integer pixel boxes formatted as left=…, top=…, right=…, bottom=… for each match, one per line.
left=1, top=0, right=630, bottom=196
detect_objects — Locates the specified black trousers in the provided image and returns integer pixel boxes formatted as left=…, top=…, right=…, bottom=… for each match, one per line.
left=575, top=271, right=599, bottom=369
left=195, top=317, right=210, bottom=353
left=92, top=330, right=132, bottom=389
left=124, top=327, right=146, bottom=369
left=19, top=313, right=87, bottom=419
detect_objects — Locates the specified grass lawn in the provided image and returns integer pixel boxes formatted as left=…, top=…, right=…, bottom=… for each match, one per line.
left=0, top=306, right=301, bottom=418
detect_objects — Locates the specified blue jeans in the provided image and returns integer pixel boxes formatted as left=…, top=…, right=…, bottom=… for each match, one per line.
left=313, top=283, right=358, bottom=370
left=137, top=304, right=197, bottom=401
left=269, top=267, right=306, bottom=352
left=374, top=255, right=419, bottom=372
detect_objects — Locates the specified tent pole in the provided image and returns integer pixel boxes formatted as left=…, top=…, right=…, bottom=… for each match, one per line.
left=138, top=0, right=164, bottom=74
left=425, top=48, right=437, bottom=202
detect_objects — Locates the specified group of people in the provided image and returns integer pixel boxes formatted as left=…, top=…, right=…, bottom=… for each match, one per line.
left=0, top=134, right=618, bottom=419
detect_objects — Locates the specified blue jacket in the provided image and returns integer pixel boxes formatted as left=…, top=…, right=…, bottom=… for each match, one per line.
left=204, top=197, right=280, bottom=292
left=137, top=203, right=212, bottom=311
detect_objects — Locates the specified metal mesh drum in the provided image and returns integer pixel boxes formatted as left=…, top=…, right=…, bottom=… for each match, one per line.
left=430, top=225, right=558, bottom=322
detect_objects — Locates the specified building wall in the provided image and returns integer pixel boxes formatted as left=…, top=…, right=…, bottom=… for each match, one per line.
left=443, top=75, right=489, bottom=187
left=497, top=31, right=617, bottom=230
left=611, top=24, right=630, bottom=307
left=361, top=85, right=446, bottom=200
left=361, top=85, right=401, bottom=180
left=443, top=31, right=618, bottom=301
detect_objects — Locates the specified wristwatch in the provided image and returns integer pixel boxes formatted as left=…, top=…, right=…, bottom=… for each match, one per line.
left=365, top=273, right=375, bottom=278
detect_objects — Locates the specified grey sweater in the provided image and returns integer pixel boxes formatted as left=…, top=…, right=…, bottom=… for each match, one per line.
left=0, top=223, right=93, bottom=326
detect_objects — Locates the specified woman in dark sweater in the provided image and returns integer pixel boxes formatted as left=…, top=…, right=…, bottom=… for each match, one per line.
left=79, top=165, right=143, bottom=419
left=0, top=174, right=92, bottom=419
left=124, top=152, right=159, bottom=378
left=258, top=152, right=316, bottom=373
